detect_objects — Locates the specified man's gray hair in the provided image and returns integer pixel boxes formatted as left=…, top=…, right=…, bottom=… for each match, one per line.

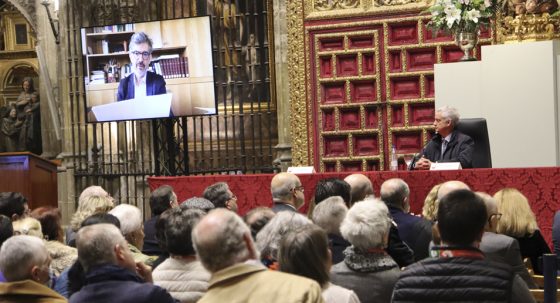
left=0, top=235, right=47, bottom=282
left=76, top=224, right=126, bottom=272
left=436, top=105, right=460, bottom=126
left=109, top=204, right=143, bottom=236
left=380, top=178, right=410, bottom=209
left=255, top=211, right=311, bottom=260
left=130, top=32, right=153, bottom=52
left=192, top=209, right=252, bottom=272
left=340, top=199, right=391, bottom=250
left=180, top=196, right=215, bottom=213
left=311, top=196, right=347, bottom=235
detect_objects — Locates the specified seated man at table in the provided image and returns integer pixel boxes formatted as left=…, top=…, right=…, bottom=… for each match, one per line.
left=414, top=106, right=474, bottom=170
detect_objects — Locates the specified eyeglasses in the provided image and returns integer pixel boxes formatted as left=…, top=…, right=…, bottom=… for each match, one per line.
left=130, top=51, right=151, bottom=59
left=292, top=186, right=304, bottom=193
left=488, top=213, right=502, bottom=224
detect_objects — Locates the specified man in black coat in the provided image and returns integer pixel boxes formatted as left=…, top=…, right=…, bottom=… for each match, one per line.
left=70, top=224, right=177, bottom=303
left=391, top=190, right=535, bottom=303
left=415, top=106, right=474, bottom=169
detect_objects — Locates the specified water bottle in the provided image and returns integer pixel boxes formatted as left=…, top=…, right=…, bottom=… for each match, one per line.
left=390, top=145, right=398, bottom=171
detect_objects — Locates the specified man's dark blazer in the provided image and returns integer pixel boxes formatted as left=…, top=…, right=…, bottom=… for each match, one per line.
left=117, top=71, right=167, bottom=101
left=480, top=231, right=537, bottom=289
left=389, top=205, right=432, bottom=261
left=421, top=129, right=474, bottom=168
left=271, top=202, right=296, bottom=213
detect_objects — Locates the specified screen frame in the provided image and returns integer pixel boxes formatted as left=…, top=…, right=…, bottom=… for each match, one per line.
left=81, top=15, right=218, bottom=123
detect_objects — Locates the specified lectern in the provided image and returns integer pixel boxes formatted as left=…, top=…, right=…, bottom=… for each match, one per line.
left=0, top=152, right=58, bottom=209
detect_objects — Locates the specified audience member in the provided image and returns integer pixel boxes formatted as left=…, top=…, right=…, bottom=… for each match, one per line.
left=279, top=224, right=360, bottom=303
left=180, top=197, right=215, bottom=213
left=477, top=192, right=537, bottom=288
left=343, top=173, right=374, bottom=204
left=70, top=224, right=176, bottom=303
left=203, top=182, right=238, bottom=213
left=0, top=214, right=13, bottom=282
left=494, top=188, right=551, bottom=275
left=256, top=211, right=311, bottom=269
left=314, top=178, right=352, bottom=207
left=17, top=214, right=77, bottom=276
left=392, top=189, right=535, bottom=303
left=311, top=196, right=350, bottom=264
left=421, top=183, right=441, bottom=221
left=0, top=192, right=29, bottom=221
left=553, top=210, right=560, bottom=258
left=109, top=204, right=157, bottom=266
left=270, top=172, right=305, bottom=212
left=192, top=209, right=323, bottom=303
left=144, top=185, right=178, bottom=256
left=243, top=207, right=275, bottom=239
left=427, top=180, right=470, bottom=244
left=345, top=175, right=414, bottom=267
left=55, top=213, right=121, bottom=298
left=330, top=200, right=400, bottom=303
left=0, top=235, right=66, bottom=302
left=380, top=178, right=432, bottom=261
left=153, top=208, right=210, bottom=303
left=67, top=186, right=114, bottom=246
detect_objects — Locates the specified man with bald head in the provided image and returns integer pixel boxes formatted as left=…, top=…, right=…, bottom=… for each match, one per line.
left=0, top=235, right=66, bottom=302
left=270, top=172, right=305, bottom=213
left=437, top=180, right=470, bottom=200
left=192, top=209, right=323, bottom=303
left=344, top=173, right=374, bottom=205
left=381, top=178, right=432, bottom=261
left=477, top=192, right=537, bottom=288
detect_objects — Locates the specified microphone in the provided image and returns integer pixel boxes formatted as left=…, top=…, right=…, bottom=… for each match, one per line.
left=409, top=153, right=422, bottom=170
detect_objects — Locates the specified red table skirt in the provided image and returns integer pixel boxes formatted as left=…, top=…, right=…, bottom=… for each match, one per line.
left=148, top=167, right=560, bottom=246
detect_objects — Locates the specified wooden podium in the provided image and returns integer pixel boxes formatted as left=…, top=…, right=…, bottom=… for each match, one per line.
left=0, top=152, right=58, bottom=209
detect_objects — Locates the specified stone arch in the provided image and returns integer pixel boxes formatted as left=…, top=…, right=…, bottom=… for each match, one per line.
left=1, top=61, right=39, bottom=105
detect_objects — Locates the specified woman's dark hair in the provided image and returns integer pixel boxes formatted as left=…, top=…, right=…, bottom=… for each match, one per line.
left=80, top=213, right=121, bottom=229
left=31, top=207, right=62, bottom=241
left=278, top=224, right=330, bottom=288
left=164, top=208, right=205, bottom=255
left=314, top=178, right=351, bottom=206
left=22, top=77, right=35, bottom=92
left=0, top=214, right=13, bottom=246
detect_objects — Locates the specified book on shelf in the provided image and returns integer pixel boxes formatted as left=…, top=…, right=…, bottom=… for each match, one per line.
left=92, top=24, right=134, bottom=33
left=151, top=57, right=190, bottom=79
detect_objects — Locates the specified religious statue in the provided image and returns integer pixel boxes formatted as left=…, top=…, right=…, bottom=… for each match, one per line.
left=0, top=107, right=23, bottom=152
left=0, top=77, right=43, bottom=154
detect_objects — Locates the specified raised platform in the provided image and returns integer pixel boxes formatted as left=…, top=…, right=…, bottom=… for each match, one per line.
left=149, top=167, right=560, bottom=245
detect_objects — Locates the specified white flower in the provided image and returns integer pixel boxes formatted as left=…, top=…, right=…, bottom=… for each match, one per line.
left=461, top=0, right=471, bottom=5
left=484, top=0, right=492, bottom=7
left=445, top=6, right=461, bottom=28
left=465, top=9, right=481, bottom=23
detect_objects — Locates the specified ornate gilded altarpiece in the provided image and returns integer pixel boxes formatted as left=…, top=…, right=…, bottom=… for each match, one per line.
left=288, top=0, right=491, bottom=171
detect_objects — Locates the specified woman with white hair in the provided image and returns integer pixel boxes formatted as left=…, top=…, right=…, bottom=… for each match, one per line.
left=66, top=186, right=114, bottom=246
left=109, top=204, right=156, bottom=265
left=330, top=199, right=400, bottom=303
left=255, top=211, right=311, bottom=269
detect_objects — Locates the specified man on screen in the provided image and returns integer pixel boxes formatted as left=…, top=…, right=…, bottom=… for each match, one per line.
left=117, top=32, right=167, bottom=102
left=414, top=105, right=474, bottom=170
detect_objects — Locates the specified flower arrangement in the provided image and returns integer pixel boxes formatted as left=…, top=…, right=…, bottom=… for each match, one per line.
left=427, top=0, right=497, bottom=34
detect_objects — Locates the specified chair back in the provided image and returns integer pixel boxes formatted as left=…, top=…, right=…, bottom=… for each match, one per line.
left=455, top=118, right=492, bottom=168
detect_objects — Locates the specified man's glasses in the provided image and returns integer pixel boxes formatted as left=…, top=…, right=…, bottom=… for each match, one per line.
left=130, top=51, right=151, bottom=59
left=292, top=186, right=304, bottom=193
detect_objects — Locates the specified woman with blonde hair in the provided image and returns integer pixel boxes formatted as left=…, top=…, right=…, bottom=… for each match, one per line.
left=66, top=186, right=114, bottom=246
left=422, top=184, right=441, bottom=221
left=494, top=188, right=551, bottom=274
